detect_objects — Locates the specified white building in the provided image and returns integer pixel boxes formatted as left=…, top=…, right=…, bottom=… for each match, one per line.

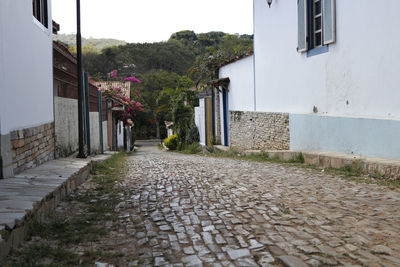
left=214, top=0, right=400, bottom=160
left=0, top=0, right=54, bottom=177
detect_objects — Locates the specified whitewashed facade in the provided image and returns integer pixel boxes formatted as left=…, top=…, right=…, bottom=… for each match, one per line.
left=218, top=56, right=254, bottom=146
left=219, top=0, right=400, bottom=160
left=0, top=0, right=55, bottom=177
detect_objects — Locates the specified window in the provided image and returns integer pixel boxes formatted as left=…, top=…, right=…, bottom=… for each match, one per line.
left=312, top=0, right=323, bottom=48
left=32, top=0, right=48, bottom=28
left=297, top=0, right=336, bottom=53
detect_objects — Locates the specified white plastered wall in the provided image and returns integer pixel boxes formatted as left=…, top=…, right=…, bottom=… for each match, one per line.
left=0, top=0, right=54, bottom=135
left=253, top=0, right=400, bottom=159
left=195, top=99, right=206, bottom=146
left=219, top=56, right=255, bottom=112
left=117, top=121, right=124, bottom=149
left=254, top=0, right=400, bottom=120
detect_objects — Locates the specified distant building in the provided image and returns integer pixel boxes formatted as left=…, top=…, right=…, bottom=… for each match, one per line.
left=95, top=81, right=131, bottom=99
left=53, top=41, right=108, bottom=157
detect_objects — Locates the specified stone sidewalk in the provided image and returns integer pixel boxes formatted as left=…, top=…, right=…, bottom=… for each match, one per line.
left=0, top=152, right=113, bottom=261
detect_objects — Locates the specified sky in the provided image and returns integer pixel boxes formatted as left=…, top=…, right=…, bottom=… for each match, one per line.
left=52, top=0, right=254, bottom=43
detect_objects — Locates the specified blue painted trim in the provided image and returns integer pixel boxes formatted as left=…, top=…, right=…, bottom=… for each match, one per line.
left=290, top=114, right=400, bottom=160
left=223, top=89, right=229, bottom=146
left=307, top=45, right=329, bottom=57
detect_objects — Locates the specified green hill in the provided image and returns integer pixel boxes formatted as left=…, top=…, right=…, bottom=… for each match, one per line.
left=81, top=30, right=253, bottom=79
left=53, top=34, right=127, bottom=52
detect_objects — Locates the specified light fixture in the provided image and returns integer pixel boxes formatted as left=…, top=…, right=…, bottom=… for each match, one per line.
left=267, top=0, right=272, bottom=8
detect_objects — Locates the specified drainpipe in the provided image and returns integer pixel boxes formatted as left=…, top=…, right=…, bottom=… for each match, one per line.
left=98, top=91, right=104, bottom=154
left=76, top=0, right=86, bottom=158
left=211, top=89, right=215, bottom=142
left=252, top=0, right=257, bottom=112
left=84, top=72, right=91, bottom=155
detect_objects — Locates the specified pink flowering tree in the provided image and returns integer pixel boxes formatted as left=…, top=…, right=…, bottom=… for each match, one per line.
left=102, top=80, right=144, bottom=125
left=124, top=76, right=143, bottom=100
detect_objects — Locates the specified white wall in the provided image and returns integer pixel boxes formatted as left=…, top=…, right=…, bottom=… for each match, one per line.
left=195, top=99, right=206, bottom=146
left=0, top=0, right=54, bottom=135
left=117, top=121, right=124, bottom=148
left=54, top=97, right=78, bottom=158
left=219, top=56, right=255, bottom=112
left=254, top=0, right=400, bottom=120
left=102, top=121, right=108, bottom=152
left=55, top=97, right=106, bottom=157
left=89, top=112, right=101, bottom=154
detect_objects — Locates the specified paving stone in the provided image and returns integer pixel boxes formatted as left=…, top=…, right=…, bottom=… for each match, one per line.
left=203, top=225, right=215, bottom=232
left=257, top=252, right=275, bottom=265
left=371, top=244, right=394, bottom=255
left=181, top=255, right=203, bottom=267
left=227, top=248, right=251, bottom=260
left=297, top=245, right=319, bottom=254
left=159, top=225, right=171, bottom=231
left=248, top=239, right=264, bottom=250
left=154, top=257, right=167, bottom=266
left=278, top=255, right=308, bottom=267
left=183, top=246, right=195, bottom=255
left=215, top=234, right=226, bottom=245
left=201, top=232, right=213, bottom=244
left=137, top=238, right=148, bottom=246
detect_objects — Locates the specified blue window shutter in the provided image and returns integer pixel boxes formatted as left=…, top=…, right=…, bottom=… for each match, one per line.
left=297, top=0, right=308, bottom=52
left=323, top=0, right=336, bottom=45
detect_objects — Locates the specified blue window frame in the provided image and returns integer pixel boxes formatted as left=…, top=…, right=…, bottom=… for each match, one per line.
left=298, top=0, right=336, bottom=55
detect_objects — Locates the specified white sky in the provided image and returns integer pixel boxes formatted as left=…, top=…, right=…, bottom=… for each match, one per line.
left=52, top=0, right=254, bottom=43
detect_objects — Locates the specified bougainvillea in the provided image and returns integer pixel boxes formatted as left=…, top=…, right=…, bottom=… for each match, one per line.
left=124, top=76, right=142, bottom=84
left=102, top=85, right=144, bottom=124
left=110, top=70, right=118, bottom=79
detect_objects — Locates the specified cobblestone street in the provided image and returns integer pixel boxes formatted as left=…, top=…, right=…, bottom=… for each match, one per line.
left=9, top=142, right=400, bottom=267
left=112, top=142, right=400, bottom=266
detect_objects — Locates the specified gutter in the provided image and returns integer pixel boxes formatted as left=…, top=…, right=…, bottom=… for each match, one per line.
left=0, top=120, right=3, bottom=179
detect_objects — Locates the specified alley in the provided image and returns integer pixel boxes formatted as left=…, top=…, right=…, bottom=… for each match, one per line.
left=118, top=142, right=400, bottom=266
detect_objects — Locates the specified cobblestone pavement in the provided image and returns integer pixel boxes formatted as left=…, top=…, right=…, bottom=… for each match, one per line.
left=116, top=142, right=400, bottom=267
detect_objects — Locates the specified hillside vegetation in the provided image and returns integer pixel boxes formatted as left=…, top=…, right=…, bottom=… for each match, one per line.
left=54, top=34, right=127, bottom=52
left=60, top=30, right=253, bottom=139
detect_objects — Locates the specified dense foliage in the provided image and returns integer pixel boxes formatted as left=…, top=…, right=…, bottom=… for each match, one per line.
left=101, top=82, right=144, bottom=124
left=54, top=34, right=127, bottom=52
left=73, top=30, right=253, bottom=140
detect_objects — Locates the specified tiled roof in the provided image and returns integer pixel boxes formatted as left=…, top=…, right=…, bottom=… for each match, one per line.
left=94, top=81, right=131, bottom=98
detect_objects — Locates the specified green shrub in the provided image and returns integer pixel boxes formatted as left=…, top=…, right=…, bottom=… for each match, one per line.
left=182, top=142, right=202, bottom=154
left=164, top=135, right=179, bottom=150
left=186, top=125, right=200, bottom=144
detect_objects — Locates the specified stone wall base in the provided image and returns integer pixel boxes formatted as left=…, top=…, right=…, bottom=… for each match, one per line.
left=2, top=122, right=55, bottom=177
left=229, top=111, right=289, bottom=151
left=245, top=150, right=400, bottom=180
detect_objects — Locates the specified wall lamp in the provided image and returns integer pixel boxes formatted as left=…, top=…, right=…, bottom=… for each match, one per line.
left=267, top=0, right=272, bottom=7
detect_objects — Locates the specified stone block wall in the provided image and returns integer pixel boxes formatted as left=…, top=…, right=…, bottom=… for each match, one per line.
left=229, top=111, right=290, bottom=151
left=9, top=122, right=55, bottom=174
